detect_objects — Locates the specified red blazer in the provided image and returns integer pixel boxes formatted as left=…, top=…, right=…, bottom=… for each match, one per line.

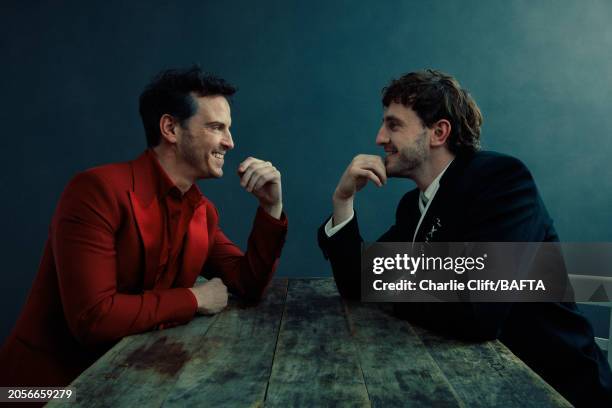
left=0, top=151, right=288, bottom=386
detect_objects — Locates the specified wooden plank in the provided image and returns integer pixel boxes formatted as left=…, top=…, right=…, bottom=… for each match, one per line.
left=160, top=278, right=288, bottom=406
left=265, top=278, right=370, bottom=407
left=488, top=341, right=573, bottom=406
left=48, top=312, right=220, bottom=407
left=412, top=325, right=572, bottom=407
left=345, top=302, right=463, bottom=407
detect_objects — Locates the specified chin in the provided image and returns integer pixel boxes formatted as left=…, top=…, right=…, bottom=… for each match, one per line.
left=206, top=169, right=223, bottom=179
left=202, top=160, right=224, bottom=178
left=212, top=165, right=224, bottom=178
left=385, top=165, right=397, bottom=177
left=198, top=167, right=223, bottom=179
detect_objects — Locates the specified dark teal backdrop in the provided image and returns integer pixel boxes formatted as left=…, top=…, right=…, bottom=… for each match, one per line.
left=2, top=0, right=611, bottom=344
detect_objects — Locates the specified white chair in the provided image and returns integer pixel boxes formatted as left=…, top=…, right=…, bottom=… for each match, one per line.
left=568, top=274, right=612, bottom=366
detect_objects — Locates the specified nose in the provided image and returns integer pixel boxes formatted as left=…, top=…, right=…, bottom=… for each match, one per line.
left=222, top=130, right=234, bottom=150
left=375, top=124, right=388, bottom=146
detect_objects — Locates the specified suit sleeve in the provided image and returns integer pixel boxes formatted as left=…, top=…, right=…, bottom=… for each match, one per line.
left=202, top=206, right=288, bottom=302
left=53, top=172, right=198, bottom=348
left=318, top=213, right=401, bottom=300
left=395, top=156, right=553, bottom=340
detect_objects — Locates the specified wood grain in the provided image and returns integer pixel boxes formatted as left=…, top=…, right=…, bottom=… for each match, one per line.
left=345, top=301, right=464, bottom=407
left=48, top=312, right=219, bottom=407
left=265, top=278, right=370, bottom=407
left=412, top=325, right=572, bottom=407
left=161, top=278, right=287, bottom=406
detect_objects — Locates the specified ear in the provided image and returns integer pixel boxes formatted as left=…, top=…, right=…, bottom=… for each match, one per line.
left=159, top=114, right=180, bottom=144
left=430, top=119, right=451, bottom=147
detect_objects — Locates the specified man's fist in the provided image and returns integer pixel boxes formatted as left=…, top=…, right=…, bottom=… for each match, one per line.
left=238, top=157, right=283, bottom=219
left=189, top=278, right=228, bottom=315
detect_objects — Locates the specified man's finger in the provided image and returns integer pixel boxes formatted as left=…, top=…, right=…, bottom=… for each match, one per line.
left=246, top=174, right=261, bottom=192
left=238, top=159, right=260, bottom=182
left=251, top=167, right=278, bottom=191
left=209, top=278, right=226, bottom=289
left=355, top=168, right=383, bottom=187
left=238, top=157, right=258, bottom=173
left=363, top=160, right=387, bottom=185
left=247, top=166, right=276, bottom=191
left=238, top=157, right=263, bottom=174
left=240, top=161, right=267, bottom=187
left=352, top=156, right=387, bottom=184
left=241, top=161, right=272, bottom=189
left=253, top=171, right=277, bottom=192
left=239, top=160, right=269, bottom=187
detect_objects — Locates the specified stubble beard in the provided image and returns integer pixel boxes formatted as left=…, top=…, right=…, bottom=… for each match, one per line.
left=389, top=129, right=429, bottom=178
left=178, top=130, right=217, bottom=179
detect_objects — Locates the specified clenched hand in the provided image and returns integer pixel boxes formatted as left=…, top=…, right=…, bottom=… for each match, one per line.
left=238, top=157, right=283, bottom=219
left=189, top=278, right=228, bottom=315
left=332, top=154, right=387, bottom=225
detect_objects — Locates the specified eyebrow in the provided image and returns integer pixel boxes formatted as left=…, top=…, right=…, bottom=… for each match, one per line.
left=205, top=121, right=229, bottom=127
left=383, top=115, right=404, bottom=125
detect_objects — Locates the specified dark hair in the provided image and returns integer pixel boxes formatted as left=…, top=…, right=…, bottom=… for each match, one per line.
left=382, top=69, right=482, bottom=154
left=139, top=65, right=237, bottom=147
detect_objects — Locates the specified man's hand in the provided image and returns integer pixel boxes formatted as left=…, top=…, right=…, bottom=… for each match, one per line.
left=188, top=278, right=228, bottom=315
left=238, top=157, right=283, bottom=219
left=332, top=154, right=387, bottom=225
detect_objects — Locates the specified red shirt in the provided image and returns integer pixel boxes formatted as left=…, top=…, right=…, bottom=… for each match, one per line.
left=148, top=150, right=203, bottom=290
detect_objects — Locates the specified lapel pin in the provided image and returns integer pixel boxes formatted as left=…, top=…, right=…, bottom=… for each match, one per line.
left=425, top=217, right=442, bottom=242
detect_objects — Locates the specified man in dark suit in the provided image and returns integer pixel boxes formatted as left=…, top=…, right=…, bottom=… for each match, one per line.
left=318, top=69, right=612, bottom=406
left=0, top=66, right=288, bottom=387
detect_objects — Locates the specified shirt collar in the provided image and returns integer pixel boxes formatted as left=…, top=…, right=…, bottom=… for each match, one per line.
left=419, top=159, right=454, bottom=208
left=146, top=149, right=202, bottom=205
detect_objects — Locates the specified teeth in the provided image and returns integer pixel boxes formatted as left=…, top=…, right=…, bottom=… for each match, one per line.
left=212, top=152, right=224, bottom=159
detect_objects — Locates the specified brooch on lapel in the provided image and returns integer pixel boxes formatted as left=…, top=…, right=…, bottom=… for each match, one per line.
left=425, top=217, right=442, bottom=242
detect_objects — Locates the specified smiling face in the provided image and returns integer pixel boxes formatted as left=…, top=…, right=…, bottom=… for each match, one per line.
left=375, top=102, right=431, bottom=178
left=176, top=94, right=234, bottom=179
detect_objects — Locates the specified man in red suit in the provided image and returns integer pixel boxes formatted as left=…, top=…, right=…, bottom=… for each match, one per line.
left=0, top=66, right=288, bottom=387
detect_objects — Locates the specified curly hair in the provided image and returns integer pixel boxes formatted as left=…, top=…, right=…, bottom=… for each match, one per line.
left=139, top=65, right=237, bottom=147
left=382, top=69, right=482, bottom=154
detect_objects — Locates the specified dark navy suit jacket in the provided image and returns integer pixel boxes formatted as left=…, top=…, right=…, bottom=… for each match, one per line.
left=318, top=150, right=612, bottom=406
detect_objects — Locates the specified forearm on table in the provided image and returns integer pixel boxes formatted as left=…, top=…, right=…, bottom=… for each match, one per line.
left=318, top=215, right=363, bottom=300
left=207, top=207, right=288, bottom=301
left=65, top=287, right=198, bottom=347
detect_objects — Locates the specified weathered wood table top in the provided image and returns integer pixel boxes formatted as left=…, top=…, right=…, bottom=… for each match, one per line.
left=49, top=278, right=570, bottom=407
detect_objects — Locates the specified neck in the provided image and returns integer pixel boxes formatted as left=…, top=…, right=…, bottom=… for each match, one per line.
left=152, top=145, right=195, bottom=194
left=413, top=149, right=455, bottom=192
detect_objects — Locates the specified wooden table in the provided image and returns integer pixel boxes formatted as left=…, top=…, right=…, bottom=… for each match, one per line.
left=49, top=278, right=571, bottom=407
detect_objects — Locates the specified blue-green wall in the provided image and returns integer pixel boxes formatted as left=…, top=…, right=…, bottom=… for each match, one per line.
left=2, top=0, right=612, bottom=343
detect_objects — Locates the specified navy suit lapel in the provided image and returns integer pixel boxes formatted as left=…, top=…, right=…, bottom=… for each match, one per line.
left=413, top=152, right=475, bottom=242
left=390, top=189, right=421, bottom=242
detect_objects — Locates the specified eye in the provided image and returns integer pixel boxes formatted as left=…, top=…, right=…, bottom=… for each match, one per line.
left=208, top=124, right=225, bottom=131
left=387, top=122, right=399, bottom=131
